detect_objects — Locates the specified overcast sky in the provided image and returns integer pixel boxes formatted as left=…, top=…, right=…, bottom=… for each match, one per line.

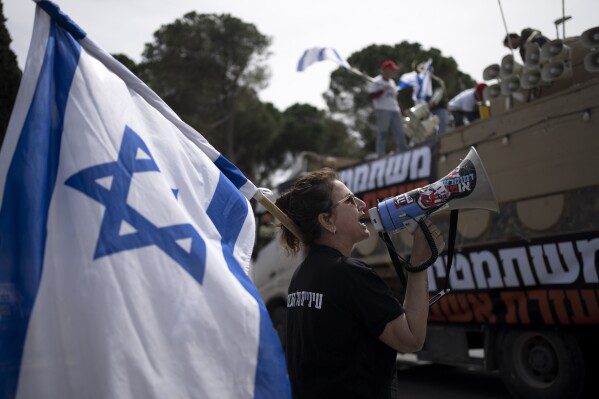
left=5, top=0, right=598, bottom=111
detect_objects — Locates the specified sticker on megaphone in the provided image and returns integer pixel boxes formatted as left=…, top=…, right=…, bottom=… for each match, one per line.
left=368, top=146, right=499, bottom=235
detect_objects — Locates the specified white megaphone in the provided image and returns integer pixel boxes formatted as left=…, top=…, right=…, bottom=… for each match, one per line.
left=541, top=60, right=572, bottom=81
left=541, top=39, right=571, bottom=62
left=500, top=75, right=521, bottom=95
left=484, top=84, right=502, bottom=100
left=500, top=54, right=523, bottom=78
left=581, top=26, right=599, bottom=49
left=520, top=68, right=543, bottom=89
left=584, top=50, right=599, bottom=72
left=408, top=102, right=431, bottom=121
left=524, top=43, right=542, bottom=69
left=403, top=116, right=427, bottom=142
left=483, top=64, right=501, bottom=81
left=368, top=146, right=499, bottom=235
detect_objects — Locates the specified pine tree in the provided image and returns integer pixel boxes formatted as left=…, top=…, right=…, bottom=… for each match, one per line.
left=0, top=0, right=22, bottom=147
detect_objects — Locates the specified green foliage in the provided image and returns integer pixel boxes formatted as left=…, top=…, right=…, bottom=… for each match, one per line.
left=0, top=0, right=22, bottom=147
left=324, top=41, right=476, bottom=154
left=136, top=11, right=359, bottom=185
left=274, top=103, right=360, bottom=160
left=140, top=12, right=271, bottom=163
left=111, top=53, right=141, bottom=76
left=233, top=89, right=282, bottom=183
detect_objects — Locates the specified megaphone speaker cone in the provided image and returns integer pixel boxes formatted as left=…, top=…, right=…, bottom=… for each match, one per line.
left=483, top=64, right=500, bottom=81
left=584, top=51, right=599, bottom=72
left=524, top=43, right=541, bottom=68
left=520, top=69, right=541, bottom=89
left=581, top=26, right=599, bottom=49
left=369, top=147, right=499, bottom=233
left=541, top=60, right=572, bottom=81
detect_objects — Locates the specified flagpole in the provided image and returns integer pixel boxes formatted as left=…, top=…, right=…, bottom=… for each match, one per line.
left=347, top=67, right=376, bottom=83
left=253, top=190, right=304, bottom=241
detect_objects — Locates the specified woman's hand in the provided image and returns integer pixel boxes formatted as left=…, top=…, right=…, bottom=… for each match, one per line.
left=410, top=219, right=445, bottom=268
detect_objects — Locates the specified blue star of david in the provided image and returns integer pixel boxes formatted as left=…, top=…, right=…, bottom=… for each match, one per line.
left=65, top=125, right=207, bottom=284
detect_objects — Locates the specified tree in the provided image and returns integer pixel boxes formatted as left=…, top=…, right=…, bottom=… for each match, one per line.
left=324, top=41, right=476, bottom=154
left=111, top=53, right=141, bottom=76
left=141, top=12, right=271, bottom=164
left=0, top=0, right=22, bottom=147
left=274, top=103, right=360, bottom=160
left=233, top=88, right=282, bottom=183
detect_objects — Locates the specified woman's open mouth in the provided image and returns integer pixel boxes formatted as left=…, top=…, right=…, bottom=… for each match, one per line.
left=359, top=215, right=368, bottom=228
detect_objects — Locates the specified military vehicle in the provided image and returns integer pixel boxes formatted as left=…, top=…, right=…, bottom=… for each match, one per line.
left=253, top=29, right=599, bottom=398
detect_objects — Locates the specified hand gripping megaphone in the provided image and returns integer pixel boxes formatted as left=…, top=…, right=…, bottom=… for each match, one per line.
left=368, top=147, right=499, bottom=305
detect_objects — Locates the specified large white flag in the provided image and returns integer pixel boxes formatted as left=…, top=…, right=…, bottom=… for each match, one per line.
left=0, top=1, right=290, bottom=398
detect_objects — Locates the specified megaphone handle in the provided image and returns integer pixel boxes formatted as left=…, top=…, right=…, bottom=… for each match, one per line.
left=402, top=218, right=438, bottom=273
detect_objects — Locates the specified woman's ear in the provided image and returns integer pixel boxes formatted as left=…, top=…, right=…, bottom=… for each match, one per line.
left=318, top=212, right=335, bottom=234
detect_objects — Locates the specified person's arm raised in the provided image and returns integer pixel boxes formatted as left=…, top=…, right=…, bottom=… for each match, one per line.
left=378, top=220, right=445, bottom=353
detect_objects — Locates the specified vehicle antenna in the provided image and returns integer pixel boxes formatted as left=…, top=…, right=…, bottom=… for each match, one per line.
left=497, top=0, right=514, bottom=57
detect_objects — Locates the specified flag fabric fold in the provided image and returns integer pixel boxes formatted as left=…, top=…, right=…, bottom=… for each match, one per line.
left=296, top=47, right=351, bottom=71
left=0, top=1, right=290, bottom=398
left=397, top=59, right=433, bottom=104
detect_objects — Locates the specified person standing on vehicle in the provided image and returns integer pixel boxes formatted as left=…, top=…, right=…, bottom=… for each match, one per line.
left=275, top=169, right=444, bottom=399
left=368, top=60, right=409, bottom=158
left=503, top=28, right=550, bottom=62
left=448, top=83, right=487, bottom=128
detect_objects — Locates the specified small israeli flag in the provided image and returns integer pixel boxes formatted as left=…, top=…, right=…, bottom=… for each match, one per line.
left=397, top=59, right=433, bottom=103
left=0, top=1, right=290, bottom=398
left=297, top=47, right=351, bottom=72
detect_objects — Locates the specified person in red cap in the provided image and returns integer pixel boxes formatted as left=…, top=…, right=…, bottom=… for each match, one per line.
left=447, top=83, right=487, bottom=128
left=367, top=60, right=408, bottom=157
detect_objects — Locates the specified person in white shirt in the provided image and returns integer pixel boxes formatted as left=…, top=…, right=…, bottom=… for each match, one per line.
left=368, top=60, right=408, bottom=158
left=447, top=83, right=487, bottom=128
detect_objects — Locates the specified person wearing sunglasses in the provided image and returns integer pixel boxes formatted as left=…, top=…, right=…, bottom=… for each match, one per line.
left=275, top=168, right=445, bottom=399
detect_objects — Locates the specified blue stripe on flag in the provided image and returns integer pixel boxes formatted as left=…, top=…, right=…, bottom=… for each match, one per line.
left=0, top=21, right=82, bottom=395
left=37, top=1, right=87, bottom=40
left=207, top=174, right=291, bottom=399
left=416, top=73, right=424, bottom=100
left=331, top=48, right=345, bottom=66
left=214, top=154, right=248, bottom=190
left=297, top=49, right=308, bottom=72
left=397, top=81, right=412, bottom=89
left=317, top=47, right=326, bottom=61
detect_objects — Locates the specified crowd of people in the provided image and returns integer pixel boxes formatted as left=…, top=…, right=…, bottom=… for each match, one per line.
left=367, top=59, right=489, bottom=158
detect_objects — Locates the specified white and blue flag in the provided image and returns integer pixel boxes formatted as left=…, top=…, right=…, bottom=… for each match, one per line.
left=0, top=1, right=290, bottom=398
left=397, top=59, right=433, bottom=103
left=297, top=47, right=350, bottom=72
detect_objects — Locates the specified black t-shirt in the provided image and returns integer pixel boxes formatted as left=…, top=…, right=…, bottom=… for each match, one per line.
left=286, top=245, right=404, bottom=399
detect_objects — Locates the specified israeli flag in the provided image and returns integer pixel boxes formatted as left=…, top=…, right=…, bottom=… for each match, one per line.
left=297, top=47, right=351, bottom=72
left=0, top=1, right=289, bottom=398
left=397, top=59, right=433, bottom=103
